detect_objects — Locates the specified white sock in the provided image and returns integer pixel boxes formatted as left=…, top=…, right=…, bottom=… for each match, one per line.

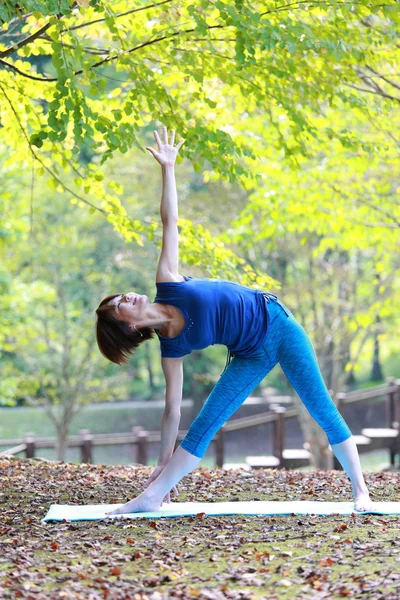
left=330, top=436, right=368, bottom=494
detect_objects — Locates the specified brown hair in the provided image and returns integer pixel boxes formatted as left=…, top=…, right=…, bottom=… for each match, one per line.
left=95, top=294, right=155, bottom=365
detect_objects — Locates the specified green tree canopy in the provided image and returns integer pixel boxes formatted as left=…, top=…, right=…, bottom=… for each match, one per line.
left=0, top=0, right=399, bottom=287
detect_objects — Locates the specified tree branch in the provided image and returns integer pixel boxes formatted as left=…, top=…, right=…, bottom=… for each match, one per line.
left=345, top=219, right=398, bottom=229
left=359, top=71, right=399, bottom=98
left=40, top=32, right=109, bottom=55
left=343, top=81, right=400, bottom=103
left=365, top=65, right=400, bottom=93
left=0, top=57, right=57, bottom=81
left=4, top=2, right=396, bottom=87
left=0, top=22, right=52, bottom=58
left=60, top=0, right=174, bottom=34
left=329, top=184, right=400, bottom=228
left=0, top=82, right=108, bottom=215
left=72, top=339, right=96, bottom=396
left=57, top=0, right=394, bottom=36
left=0, top=82, right=155, bottom=247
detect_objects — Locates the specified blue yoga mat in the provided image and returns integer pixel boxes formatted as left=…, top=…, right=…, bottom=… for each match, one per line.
left=42, top=500, right=400, bottom=522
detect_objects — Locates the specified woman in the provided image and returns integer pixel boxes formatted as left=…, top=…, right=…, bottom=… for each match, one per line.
left=96, top=126, right=372, bottom=516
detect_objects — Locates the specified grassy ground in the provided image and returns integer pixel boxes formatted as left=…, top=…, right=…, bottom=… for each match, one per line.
left=0, top=455, right=399, bottom=599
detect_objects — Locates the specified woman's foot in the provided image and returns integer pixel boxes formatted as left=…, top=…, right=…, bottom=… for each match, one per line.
left=353, top=486, right=373, bottom=512
left=105, top=491, right=162, bottom=517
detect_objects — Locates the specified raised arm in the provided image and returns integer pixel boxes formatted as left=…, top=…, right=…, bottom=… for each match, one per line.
left=146, top=126, right=185, bottom=282
left=142, top=128, right=186, bottom=501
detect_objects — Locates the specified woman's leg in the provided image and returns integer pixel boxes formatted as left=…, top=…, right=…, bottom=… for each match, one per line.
left=180, top=352, right=278, bottom=458
left=278, top=315, right=352, bottom=445
left=149, top=354, right=278, bottom=500
left=107, top=352, right=278, bottom=515
left=276, top=305, right=371, bottom=510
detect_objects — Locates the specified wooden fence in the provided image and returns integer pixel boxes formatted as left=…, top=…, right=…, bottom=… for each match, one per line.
left=1, top=376, right=399, bottom=470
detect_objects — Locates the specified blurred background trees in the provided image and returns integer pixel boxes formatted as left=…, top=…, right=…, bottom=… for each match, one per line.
left=0, top=1, right=399, bottom=464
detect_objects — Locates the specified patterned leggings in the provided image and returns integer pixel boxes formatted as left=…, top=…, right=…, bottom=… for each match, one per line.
left=180, top=295, right=352, bottom=459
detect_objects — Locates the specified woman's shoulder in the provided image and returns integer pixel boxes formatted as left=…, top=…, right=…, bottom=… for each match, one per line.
left=156, top=272, right=192, bottom=284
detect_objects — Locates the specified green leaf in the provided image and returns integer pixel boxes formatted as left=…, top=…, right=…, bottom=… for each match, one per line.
left=29, top=134, right=43, bottom=148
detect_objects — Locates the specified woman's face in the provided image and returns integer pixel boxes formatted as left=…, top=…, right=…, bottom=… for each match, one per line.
left=109, top=292, right=148, bottom=326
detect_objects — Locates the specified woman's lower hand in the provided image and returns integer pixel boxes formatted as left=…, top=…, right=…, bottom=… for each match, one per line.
left=143, top=460, right=179, bottom=504
left=162, top=485, right=179, bottom=504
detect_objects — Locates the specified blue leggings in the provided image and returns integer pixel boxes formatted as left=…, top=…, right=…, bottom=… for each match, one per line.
left=180, top=295, right=352, bottom=459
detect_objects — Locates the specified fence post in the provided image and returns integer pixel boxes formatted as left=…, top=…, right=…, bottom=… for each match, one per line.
left=80, top=429, right=93, bottom=464
left=394, top=379, right=400, bottom=429
left=24, top=433, right=36, bottom=459
left=385, top=376, right=397, bottom=467
left=132, top=426, right=141, bottom=463
left=385, top=376, right=396, bottom=427
left=332, top=393, right=347, bottom=470
left=335, top=392, right=345, bottom=416
left=391, top=378, right=400, bottom=469
left=272, top=407, right=285, bottom=467
left=132, top=426, right=148, bottom=465
left=215, top=428, right=225, bottom=468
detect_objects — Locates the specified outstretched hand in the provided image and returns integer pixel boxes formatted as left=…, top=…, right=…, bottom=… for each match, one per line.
left=146, top=125, right=185, bottom=167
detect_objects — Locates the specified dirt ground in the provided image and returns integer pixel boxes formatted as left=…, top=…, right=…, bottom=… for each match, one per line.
left=0, top=456, right=399, bottom=599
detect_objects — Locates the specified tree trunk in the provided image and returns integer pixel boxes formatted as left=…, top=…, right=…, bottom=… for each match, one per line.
left=55, top=425, right=69, bottom=461
left=343, top=331, right=357, bottom=387
left=370, top=314, right=383, bottom=381
left=294, top=253, right=337, bottom=469
left=345, top=248, right=362, bottom=387
left=370, top=271, right=384, bottom=382
left=52, top=392, right=77, bottom=462
left=276, top=255, right=288, bottom=285
left=324, top=337, right=335, bottom=390
left=344, top=365, right=357, bottom=387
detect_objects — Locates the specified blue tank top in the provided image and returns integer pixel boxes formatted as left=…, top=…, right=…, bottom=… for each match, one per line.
left=153, top=276, right=271, bottom=367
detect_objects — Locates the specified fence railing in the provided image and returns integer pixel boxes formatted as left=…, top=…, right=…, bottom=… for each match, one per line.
left=1, top=376, right=399, bottom=469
